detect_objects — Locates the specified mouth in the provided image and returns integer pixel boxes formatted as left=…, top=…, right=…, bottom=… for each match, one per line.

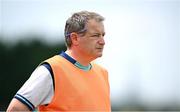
left=96, top=47, right=104, bottom=51
left=96, top=47, right=103, bottom=49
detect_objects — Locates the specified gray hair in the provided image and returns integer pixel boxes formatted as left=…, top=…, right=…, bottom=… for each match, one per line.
left=64, top=11, right=105, bottom=48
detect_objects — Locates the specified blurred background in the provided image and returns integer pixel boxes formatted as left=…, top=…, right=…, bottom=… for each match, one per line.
left=0, top=0, right=180, bottom=111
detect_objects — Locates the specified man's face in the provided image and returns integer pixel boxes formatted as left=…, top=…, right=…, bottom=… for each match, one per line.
left=77, top=19, right=105, bottom=60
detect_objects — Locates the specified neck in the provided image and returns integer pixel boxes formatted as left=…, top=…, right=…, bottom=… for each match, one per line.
left=65, top=49, right=92, bottom=66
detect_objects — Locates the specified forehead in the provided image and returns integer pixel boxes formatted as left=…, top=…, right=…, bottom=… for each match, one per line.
left=86, top=19, right=105, bottom=33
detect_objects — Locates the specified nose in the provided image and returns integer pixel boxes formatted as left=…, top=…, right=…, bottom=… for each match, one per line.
left=98, top=37, right=105, bottom=45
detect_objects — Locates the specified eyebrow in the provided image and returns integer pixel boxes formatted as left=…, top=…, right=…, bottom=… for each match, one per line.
left=90, top=32, right=105, bottom=35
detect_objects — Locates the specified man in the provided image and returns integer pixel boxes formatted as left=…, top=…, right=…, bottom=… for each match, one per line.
left=7, top=10, right=111, bottom=111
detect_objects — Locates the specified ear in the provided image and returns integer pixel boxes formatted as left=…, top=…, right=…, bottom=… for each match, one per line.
left=70, top=32, right=79, bottom=46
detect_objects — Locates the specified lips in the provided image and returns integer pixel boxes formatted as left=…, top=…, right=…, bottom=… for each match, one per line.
left=96, top=47, right=104, bottom=51
left=96, top=47, right=103, bottom=49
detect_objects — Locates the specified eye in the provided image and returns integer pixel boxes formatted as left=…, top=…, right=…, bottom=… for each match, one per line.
left=90, top=33, right=105, bottom=38
left=91, top=34, right=100, bottom=37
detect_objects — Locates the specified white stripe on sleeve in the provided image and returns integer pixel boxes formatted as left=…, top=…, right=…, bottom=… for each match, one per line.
left=16, top=65, right=54, bottom=107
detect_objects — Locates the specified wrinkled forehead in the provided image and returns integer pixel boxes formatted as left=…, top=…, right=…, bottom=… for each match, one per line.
left=86, top=19, right=105, bottom=33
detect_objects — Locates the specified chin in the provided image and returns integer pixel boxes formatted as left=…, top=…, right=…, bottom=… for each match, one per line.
left=93, top=51, right=103, bottom=59
left=97, top=53, right=103, bottom=57
left=93, top=54, right=102, bottom=60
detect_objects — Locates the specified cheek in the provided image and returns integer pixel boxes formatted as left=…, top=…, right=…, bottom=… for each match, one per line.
left=79, top=40, right=90, bottom=50
left=79, top=39, right=97, bottom=50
